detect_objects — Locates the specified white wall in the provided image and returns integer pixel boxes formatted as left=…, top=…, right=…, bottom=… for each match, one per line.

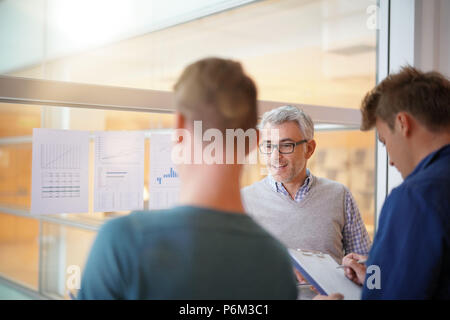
left=415, top=0, right=450, bottom=77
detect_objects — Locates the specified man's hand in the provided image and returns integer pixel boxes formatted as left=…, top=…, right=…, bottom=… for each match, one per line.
left=342, top=253, right=367, bottom=286
left=294, top=268, right=319, bottom=294
left=294, top=268, right=307, bottom=284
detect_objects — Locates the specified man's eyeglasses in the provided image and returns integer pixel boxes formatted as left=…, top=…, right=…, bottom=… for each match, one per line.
left=258, top=139, right=308, bottom=154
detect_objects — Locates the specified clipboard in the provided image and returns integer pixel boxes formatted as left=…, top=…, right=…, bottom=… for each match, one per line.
left=288, top=248, right=362, bottom=300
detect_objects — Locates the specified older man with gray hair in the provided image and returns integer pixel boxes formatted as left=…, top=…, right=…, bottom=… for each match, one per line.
left=241, top=105, right=371, bottom=268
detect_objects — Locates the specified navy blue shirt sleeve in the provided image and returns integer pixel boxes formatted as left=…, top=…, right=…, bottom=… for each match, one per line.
left=77, top=216, right=137, bottom=300
left=362, top=184, right=444, bottom=299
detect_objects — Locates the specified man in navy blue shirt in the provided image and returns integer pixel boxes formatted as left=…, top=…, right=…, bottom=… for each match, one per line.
left=340, top=67, right=450, bottom=299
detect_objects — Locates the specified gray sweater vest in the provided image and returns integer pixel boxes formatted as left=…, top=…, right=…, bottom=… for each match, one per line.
left=241, top=176, right=347, bottom=263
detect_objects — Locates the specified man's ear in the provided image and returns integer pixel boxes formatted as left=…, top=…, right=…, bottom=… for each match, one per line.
left=305, top=139, right=316, bottom=160
left=174, top=111, right=185, bottom=130
left=255, top=129, right=261, bottom=148
left=173, top=111, right=188, bottom=144
left=395, top=112, right=412, bottom=137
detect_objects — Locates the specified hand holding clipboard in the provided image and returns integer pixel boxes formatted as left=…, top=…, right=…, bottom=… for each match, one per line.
left=288, top=248, right=363, bottom=300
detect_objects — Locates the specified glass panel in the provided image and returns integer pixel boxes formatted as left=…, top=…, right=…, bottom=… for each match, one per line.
left=0, top=0, right=252, bottom=77
left=40, top=222, right=96, bottom=299
left=0, top=144, right=32, bottom=209
left=0, top=213, right=39, bottom=289
left=0, top=103, right=39, bottom=211
left=0, top=104, right=39, bottom=292
left=3, top=0, right=376, bottom=109
left=241, top=129, right=375, bottom=239
left=309, top=130, right=375, bottom=239
left=40, top=106, right=174, bottom=226
left=0, top=103, right=40, bottom=138
left=0, top=0, right=45, bottom=78
left=0, top=103, right=175, bottom=223
left=0, top=103, right=176, bottom=297
left=0, top=0, right=378, bottom=297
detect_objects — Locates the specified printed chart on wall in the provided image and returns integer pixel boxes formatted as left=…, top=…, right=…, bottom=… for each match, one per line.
left=31, top=128, right=90, bottom=214
left=149, top=133, right=180, bottom=210
left=94, top=131, right=145, bottom=212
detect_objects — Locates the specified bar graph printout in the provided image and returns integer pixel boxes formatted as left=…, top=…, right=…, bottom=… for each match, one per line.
left=149, top=133, right=180, bottom=209
left=94, top=131, right=145, bottom=212
left=31, top=128, right=89, bottom=214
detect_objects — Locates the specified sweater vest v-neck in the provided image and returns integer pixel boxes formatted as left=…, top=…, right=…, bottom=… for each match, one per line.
left=241, top=176, right=346, bottom=263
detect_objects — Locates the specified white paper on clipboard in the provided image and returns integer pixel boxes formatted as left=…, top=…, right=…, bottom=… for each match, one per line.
left=288, top=248, right=362, bottom=300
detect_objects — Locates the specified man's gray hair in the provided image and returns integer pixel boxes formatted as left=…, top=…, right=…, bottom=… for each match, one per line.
left=258, top=105, right=314, bottom=140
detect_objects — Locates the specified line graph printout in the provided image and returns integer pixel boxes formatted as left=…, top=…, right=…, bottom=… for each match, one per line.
left=149, top=133, right=180, bottom=210
left=31, top=128, right=89, bottom=214
left=94, top=131, right=145, bottom=212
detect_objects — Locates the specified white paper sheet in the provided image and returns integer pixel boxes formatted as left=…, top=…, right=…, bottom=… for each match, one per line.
left=149, top=133, right=180, bottom=210
left=94, top=131, right=145, bottom=212
left=289, top=248, right=362, bottom=300
left=31, top=128, right=90, bottom=214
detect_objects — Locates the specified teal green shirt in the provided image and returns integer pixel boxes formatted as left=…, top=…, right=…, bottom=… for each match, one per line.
left=78, top=206, right=297, bottom=299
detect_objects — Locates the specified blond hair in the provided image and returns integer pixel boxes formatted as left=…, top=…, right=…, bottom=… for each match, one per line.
left=173, top=57, right=257, bottom=132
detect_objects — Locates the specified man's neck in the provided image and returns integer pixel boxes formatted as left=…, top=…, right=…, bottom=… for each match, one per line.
left=178, top=165, right=245, bottom=214
left=281, top=169, right=308, bottom=200
left=411, top=129, right=450, bottom=170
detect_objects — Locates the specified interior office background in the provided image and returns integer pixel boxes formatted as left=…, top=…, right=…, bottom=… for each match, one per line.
left=0, top=0, right=448, bottom=299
